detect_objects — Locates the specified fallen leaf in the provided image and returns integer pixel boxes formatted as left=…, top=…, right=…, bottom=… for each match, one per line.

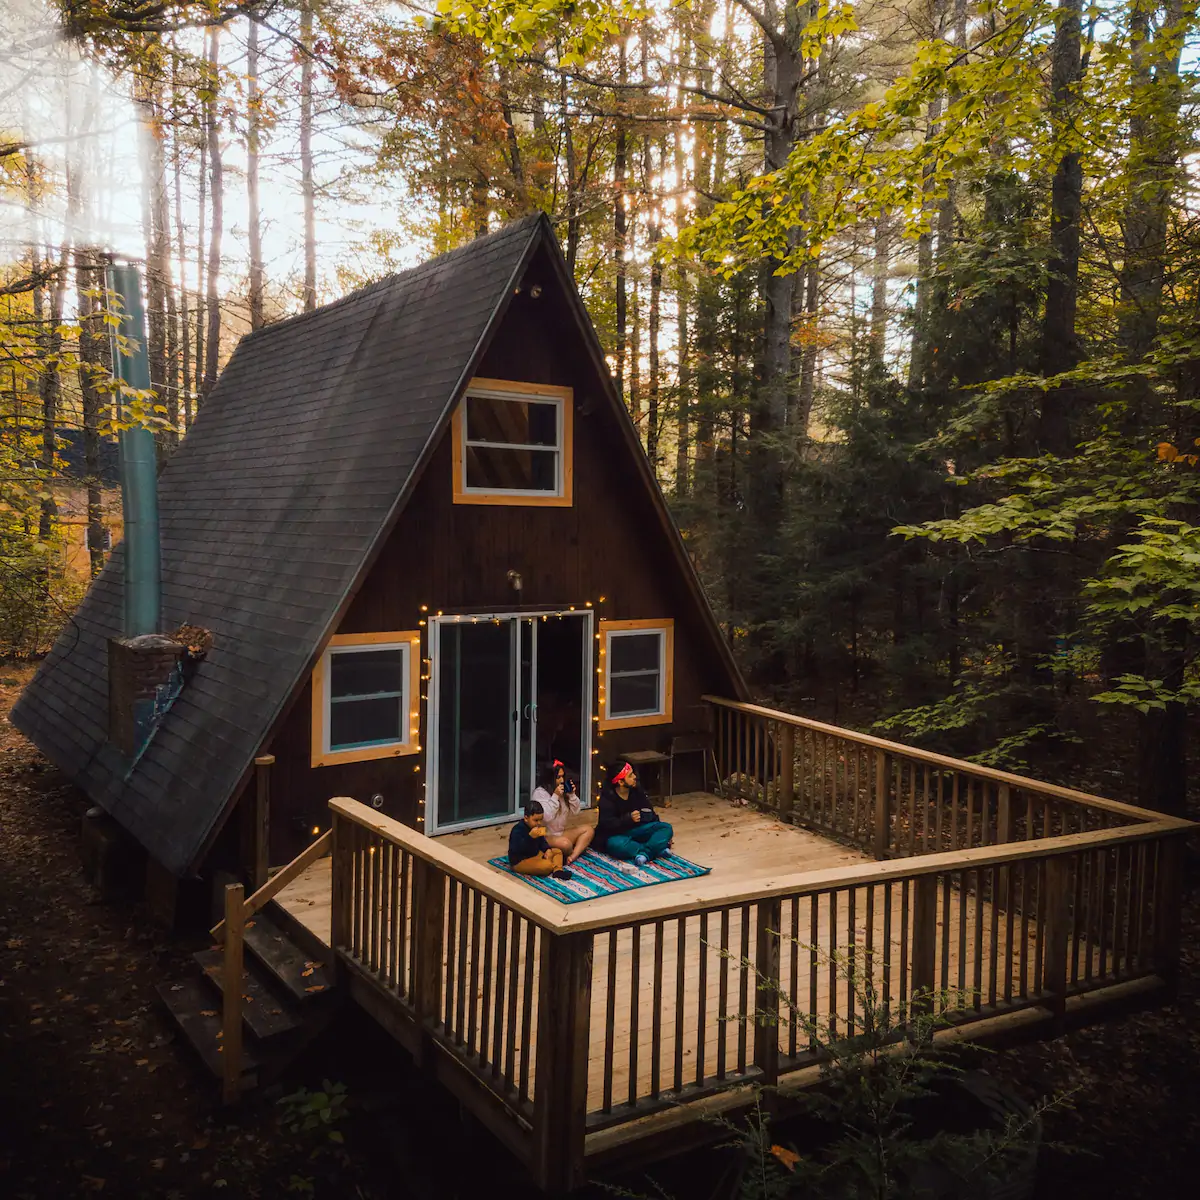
left=771, top=1145, right=801, bottom=1171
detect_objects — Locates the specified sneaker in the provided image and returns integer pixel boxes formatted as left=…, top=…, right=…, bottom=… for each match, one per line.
left=552, top=868, right=574, bottom=881
left=633, top=853, right=649, bottom=867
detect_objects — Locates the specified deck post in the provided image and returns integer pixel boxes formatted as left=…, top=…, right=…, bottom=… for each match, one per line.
left=1041, top=856, right=1072, bottom=1033
left=1153, top=836, right=1184, bottom=992
left=777, top=726, right=795, bottom=823
left=330, top=813, right=351, bottom=952
left=221, top=882, right=244, bottom=1105
left=873, top=751, right=892, bottom=860
left=532, top=929, right=593, bottom=1194
left=252, top=755, right=274, bottom=889
left=910, top=874, right=938, bottom=1039
left=411, top=857, right=446, bottom=1051
left=754, top=898, right=782, bottom=1085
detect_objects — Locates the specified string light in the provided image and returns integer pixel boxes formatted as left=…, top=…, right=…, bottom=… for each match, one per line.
left=420, top=605, right=428, bottom=613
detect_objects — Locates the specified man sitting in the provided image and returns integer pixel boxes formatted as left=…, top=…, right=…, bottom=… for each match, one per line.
left=594, top=761, right=674, bottom=866
left=508, top=800, right=573, bottom=879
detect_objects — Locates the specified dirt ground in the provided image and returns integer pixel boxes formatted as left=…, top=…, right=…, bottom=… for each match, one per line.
left=2, top=664, right=1198, bottom=1199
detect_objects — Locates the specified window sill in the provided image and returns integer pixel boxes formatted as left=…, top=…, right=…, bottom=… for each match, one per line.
left=312, top=740, right=419, bottom=769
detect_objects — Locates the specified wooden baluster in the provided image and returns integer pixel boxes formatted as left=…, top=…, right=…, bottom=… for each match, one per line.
left=455, top=884, right=470, bottom=1044
left=852, top=746, right=862, bottom=844
left=778, top=724, right=795, bottom=823
left=1019, top=861, right=1031, bottom=999
left=957, top=864, right=968, bottom=1007
left=881, top=883, right=892, bottom=1021
left=809, top=895, right=820, bottom=1052
left=397, top=850, right=410, bottom=997
left=1041, top=856, right=1072, bottom=1034
left=1154, top=838, right=1184, bottom=992
left=1133, top=841, right=1149, bottom=972
left=603, top=929, right=617, bottom=1112
left=221, top=882, right=245, bottom=1105
left=673, top=916, right=686, bottom=1093
left=370, top=837, right=382, bottom=972
left=789, top=896, right=800, bottom=1059
left=520, top=922, right=536, bottom=1098
left=479, top=897, right=494, bottom=1067
left=467, top=891, right=482, bottom=1052
left=910, top=874, right=938, bottom=1039
left=1096, top=850, right=1109, bottom=980
left=907, top=763, right=917, bottom=857
left=754, top=898, right=782, bottom=1086
left=696, top=912, right=708, bottom=1085
left=847, top=886, right=857, bottom=1036
left=874, top=750, right=892, bottom=860
left=444, top=878, right=458, bottom=1031
left=940, top=874, right=952, bottom=1002
left=899, top=878, right=910, bottom=1018
left=1082, top=850, right=1095, bottom=984
left=532, top=930, right=594, bottom=1194
left=628, top=923, right=641, bottom=1104
left=1111, top=844, right=1127, bottom=981
left=717, top=910, right=729, bottom=1080
left=973, top=867, right=984, bottom=1011
left=737, top=907, right=750, bottom=1073
left=651, top=921, right=664, bottom=1098
left=989, top=864, right=1000, bottom=1008
left=491, top=909, right=509, bottom=1081
left=966, top=779, right=976, bottom=851
left=350, top=822, right=363, bottom=959
left=828, top=890, right=838, bottom=1038
left=922, top=766, right=931, bottom=854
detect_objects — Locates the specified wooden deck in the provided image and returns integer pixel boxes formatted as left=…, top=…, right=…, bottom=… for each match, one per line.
left=263, top=698, right=1191, bottom=1191
left=276, top=794, right=1049, bottom=1118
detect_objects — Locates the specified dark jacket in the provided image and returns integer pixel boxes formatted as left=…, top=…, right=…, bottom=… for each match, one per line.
left=508, top=820, right=549, bottom=865
left=595, top=784, right=657, bottom=851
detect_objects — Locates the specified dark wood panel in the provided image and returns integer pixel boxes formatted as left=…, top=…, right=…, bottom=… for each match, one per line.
left=264, top=246, right=735, bottom=860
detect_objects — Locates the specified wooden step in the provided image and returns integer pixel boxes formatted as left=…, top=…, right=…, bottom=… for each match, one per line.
left=156, top=978, right=259, bottom=1086
left=243, top=911, right=336, bottom=1003
left=193, top=947, right=303, bottom=1041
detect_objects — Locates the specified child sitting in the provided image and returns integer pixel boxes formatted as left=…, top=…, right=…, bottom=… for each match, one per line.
left=508, top=801, right=574, bottom=880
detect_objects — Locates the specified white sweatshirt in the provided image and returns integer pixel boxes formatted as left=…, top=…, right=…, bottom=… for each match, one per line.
left=531, top=785, right=581, bottom=836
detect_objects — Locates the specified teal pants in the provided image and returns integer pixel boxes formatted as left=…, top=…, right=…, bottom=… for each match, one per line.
left=605, top=820, right=674, bottom=862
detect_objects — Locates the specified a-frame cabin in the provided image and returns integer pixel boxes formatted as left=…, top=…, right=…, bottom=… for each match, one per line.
left=14, top=214, right=744, bottom=889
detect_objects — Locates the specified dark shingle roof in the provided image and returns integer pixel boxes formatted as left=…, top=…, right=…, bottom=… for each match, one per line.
left=12, top=217, right=541, bottom=875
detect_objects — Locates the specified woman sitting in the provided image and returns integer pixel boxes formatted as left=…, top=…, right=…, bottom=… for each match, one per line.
left=594, top=760, right=674, bottom=865
left=531, top=761, right=594, bottom=865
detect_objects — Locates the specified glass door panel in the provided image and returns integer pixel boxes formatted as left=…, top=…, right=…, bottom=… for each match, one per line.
left=435, top=620, right=515, bottom=825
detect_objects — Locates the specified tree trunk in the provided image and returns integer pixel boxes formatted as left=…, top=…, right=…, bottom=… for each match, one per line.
left=630, top=280, right=641, bottom=426
left=674, top=116, right=690, bottom=493
left=614, top=34, right=628, bottom=399
left=1038, top=0, right=1083, bottom=450
left=300, top=0, right=317, bottom=310
left=202, top=26, right=224, bottom=399
left=39, top=244, right=68, bottom=545
left=870, top=213, right=891, bottom=368
left=247, top=16, right=266, bottom=330
left=194, top=85, right=207, bottom=403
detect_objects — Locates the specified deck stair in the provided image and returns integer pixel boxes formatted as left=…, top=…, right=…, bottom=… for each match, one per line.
left=157, top=905, right=340, bottom=1094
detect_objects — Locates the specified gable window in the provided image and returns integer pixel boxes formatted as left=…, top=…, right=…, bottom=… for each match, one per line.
left=311, top=631, right=421, bottom=767
left=598, top=619, right=674, bottom=731
left=452, top=377, right=573, bottom=506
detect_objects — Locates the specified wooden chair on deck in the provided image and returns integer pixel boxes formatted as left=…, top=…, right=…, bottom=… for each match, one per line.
left=623, top=731, right=716, bottom=805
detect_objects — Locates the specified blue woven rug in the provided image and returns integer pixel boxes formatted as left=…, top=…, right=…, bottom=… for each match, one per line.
left=488, top=848, right=711, bottom=904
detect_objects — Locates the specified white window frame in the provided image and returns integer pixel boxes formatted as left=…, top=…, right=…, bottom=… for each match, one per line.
left=311, top=631, right=421, bottom=767
left=452, top=378, right=574, bottom=506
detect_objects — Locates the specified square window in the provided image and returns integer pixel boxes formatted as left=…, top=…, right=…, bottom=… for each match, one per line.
left=453, top=380, right=573, bottom=506
left=312, top=633, right=420, bottom=767
left=599, top=621, right=674, bottom=730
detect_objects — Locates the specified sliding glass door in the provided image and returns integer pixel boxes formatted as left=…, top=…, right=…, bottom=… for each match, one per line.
left=429, top=612, right=592, bottom=832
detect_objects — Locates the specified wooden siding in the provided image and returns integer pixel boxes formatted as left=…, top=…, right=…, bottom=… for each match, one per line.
left=262, top=245, right=736, bottom=862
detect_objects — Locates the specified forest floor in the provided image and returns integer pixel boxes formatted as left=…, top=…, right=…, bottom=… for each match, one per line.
left=1, top=664, right=1198, bottom=1199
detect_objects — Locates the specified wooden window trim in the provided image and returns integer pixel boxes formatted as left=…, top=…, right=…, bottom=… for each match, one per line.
left=597, top=618, right=674, bottom=731
left=311, top=630, right=422, bottom=767
left=451, top=377, right=574, bottom=507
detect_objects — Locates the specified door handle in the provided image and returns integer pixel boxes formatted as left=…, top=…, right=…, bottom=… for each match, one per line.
left=523, top=704, right=532, bottom=719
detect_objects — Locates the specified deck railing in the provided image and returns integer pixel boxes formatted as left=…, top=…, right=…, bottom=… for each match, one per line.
left=705, top=696, right=1151, bottom=858
left=327, top=726, right=1192, bottom=1192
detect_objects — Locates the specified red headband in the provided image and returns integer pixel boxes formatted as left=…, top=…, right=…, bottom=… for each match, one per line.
left=612, top=762, right=633, bottom=786
left=552, top=760, right=564, bottom=769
